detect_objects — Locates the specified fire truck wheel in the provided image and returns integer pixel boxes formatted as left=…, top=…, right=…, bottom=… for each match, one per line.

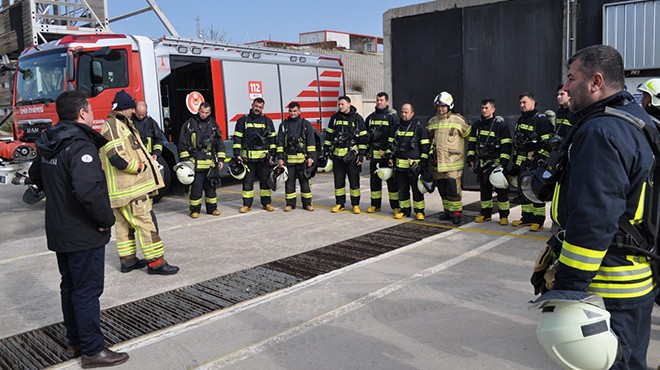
left=152, top=156, right=171, bottom=203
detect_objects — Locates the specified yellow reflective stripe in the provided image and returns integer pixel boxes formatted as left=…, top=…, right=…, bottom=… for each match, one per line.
left=307, top=146, right=316, bottom=152
left=501, top=138, right=512, bottom=144
left=333, top=147, right=349, bottom=156
left=326, top=128, right=335, bottom=134
left=245, top=150, right=268, bottom=159
left=359, top=130, right=367, bottom=136
left=633, top=182, right=646, bottom=223
left=108, top=180, right=158, bottom=200
left=233, top=144, right=242, bottom=149
left=246, top=123, right=266, bottom=129
left=287, top=153, right=306, bottom=163
left=152, top=144, right=163, bottom=152
left=399, top=199, right=411, bottom=208
left=556, top=118, right=572, bottom=126
left=234, top=131, right=244, bottom=137
left=335, top=120, right=349, bottom=126
left=189, top=198, right=202, bottom=206
left=559, top=241, right=607, bottom=271
left=468, top=137, right=477, bottom=143
left=518, top=124, right=534, bottom=131
left=335, top=188, right=346, bottom=196
left=479, top=131, right=496, bottom=137
left=260, top=189, right=271, bottom=197
left=420, top=139, right=430, bottom=144
left=433, top=123, right=464, bottom=130
left=285, top=192, right=297, bottom=199
left=371, top=190, right=382, bottom=198
left=467, top=150, right=476, bottom=156
left=369, top=120, right=388, bottom=126
left=413, top=200, right=425, bottom=209
left=397, top=132, right=415, bottom=137
left=551, top=182, right=560, bottom=223
left=206, top=197, right=217, bottom=204
left=350, top=188, right=360, bottom=197
left=301, top=191, right=312, bottom=199
left=242, top=190, right=254, bottom=198
left=588, top=278, right=655, bottom=299
left=500, top=153, right=511, bottom=160
left=437, top=162, right=464, bottom=171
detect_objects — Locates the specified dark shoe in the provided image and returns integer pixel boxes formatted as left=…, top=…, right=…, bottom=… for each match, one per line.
left=440, top=211, right=451, bottom=220
left=66, top=345, right=80, bottom=357
left=451, top=213, right=462, bottom=225
left=120, top=258, right=147, bottom=273
left=148, top=262, right=179, bottom=275
left=81, top=348, right=129, bottom=368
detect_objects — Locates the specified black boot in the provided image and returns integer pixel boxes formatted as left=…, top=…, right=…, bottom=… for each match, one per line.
left=119, top=256, right=147, bottom=273
left=147, top=258, right=180, bottom=275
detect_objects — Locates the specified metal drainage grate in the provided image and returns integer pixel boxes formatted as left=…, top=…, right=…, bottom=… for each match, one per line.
left=0, top=205, right=483, bottom=369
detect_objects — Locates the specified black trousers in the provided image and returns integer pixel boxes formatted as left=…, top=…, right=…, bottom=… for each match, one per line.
left=609, top=296, right=655, bottom=370
left=369, top=159, right=398, bottom=209
left=242, top=161, right=272, bottom=207
left=56, top=246, right=105, bottom=356
left=190, top=170, right=217, bottom=213
left=285, top=163, right=312, bottom=208
left=396, top=169, right=424, bottom=215
left=477, top=172, right=510, bottom=218
left=332, top=155, right=361, bottom=206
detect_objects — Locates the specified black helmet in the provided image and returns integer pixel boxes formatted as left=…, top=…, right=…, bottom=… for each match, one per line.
left=207, top=167, right=222, bottom=188
left=417, top=171, right=436, bottom=194
left=343, top=149, right=356, bottom=164
left=302, top=163, right=316, bottom=179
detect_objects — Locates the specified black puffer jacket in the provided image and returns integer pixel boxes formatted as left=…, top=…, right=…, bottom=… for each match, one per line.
left=28, top=120, right=115, bottom=253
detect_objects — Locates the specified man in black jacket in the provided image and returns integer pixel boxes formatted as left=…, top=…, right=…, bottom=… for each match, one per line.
left=28, top=91, right=129, bottom=368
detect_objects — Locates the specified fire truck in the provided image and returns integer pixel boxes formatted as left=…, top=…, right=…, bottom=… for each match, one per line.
left=0, top=33, right=345, bottom=199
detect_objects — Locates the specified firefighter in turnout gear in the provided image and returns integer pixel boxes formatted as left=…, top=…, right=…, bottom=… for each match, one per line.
left=392, top=103, right=430, bottom=220
left=276, top=102, right=316, bottom=211
left=467, top=99, right=512, bottom=225
left=427, top=91, right=471, bottom=225
left=233, top=98, right=277, bottom=213
left=554, top=85, right=574, bottom=140
left=638, top=78, right=660, bottom=121
left=541, top=45, right=658, bottom=370
left=365, top=92, right=399, bottom=214
left=324, top=96, right=367, bottom=214
left=100, top=90, right=179, bottom=275
left=511, top=92, right=554, bottom=231
left=178, top=102, right=226, bottom=218
left=132, top=101, right=166, bottom=158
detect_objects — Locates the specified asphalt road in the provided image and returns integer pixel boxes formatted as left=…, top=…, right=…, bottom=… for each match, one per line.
left=1, top=171, right=659, bottom=370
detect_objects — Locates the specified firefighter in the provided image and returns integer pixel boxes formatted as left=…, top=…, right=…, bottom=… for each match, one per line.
left=324, top=96, right=367, bottom=214
left=638, top=78, right=660, bottom=121
left=132, top=101, right=166, bottom=159
left=178, top=102, right=226, bottom=218
left=233, top=98, right=277, bottom=213
left=426, top=91, right=471, bottom=225
left=100, top=90, right=179, bottom=275
left=276, top=101, right=316, bottom=211
left=391, top=103, right=430, bottom=220
left=365, top=92, right=399, bottom=214
left=510, top=92, right=554, bottom=231
left=555, top=85, right=574, bottom=140
left=541, top=44, right=657, bottom=370
left=467, top=98, right=512, bottom=225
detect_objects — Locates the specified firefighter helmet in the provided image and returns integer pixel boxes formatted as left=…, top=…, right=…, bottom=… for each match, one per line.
left=489, top=166, right=509, bottom=189
left=433, top=91, right=454, bottom=109
left=268, top=166, right=288, bottom=191
left=533, top=292, right=620, bottom=370
left=302, top=163, right=316, bottom=179
left=637, top=78, right=660, bottom=107
left=318, top=157, right=333, bottom=172
left=417, top=171, right=436, bottom=194
left=173, top=161, right=195, bottom=185
left=374, top=163, right=393, bottom=181
left=228, top=158, right=247, bottom=180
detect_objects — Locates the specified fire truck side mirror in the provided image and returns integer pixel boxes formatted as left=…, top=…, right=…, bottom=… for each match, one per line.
left=66, top=53, right=74, bottom=82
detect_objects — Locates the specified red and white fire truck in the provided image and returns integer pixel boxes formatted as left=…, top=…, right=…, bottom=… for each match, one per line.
left=0, top=33, right=344, bottom=198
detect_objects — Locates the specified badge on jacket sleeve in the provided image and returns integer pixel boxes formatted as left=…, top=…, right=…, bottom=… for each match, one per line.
left=81, top=154, right=93, bottom=163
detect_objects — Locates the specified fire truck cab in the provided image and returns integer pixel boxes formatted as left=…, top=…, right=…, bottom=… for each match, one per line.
left=4, top=33, right=345, bottom=198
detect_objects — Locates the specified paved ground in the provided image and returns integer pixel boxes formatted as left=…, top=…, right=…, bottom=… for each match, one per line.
left=1, top=169, right=659, bottom=370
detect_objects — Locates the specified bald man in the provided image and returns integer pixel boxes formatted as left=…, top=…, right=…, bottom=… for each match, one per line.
left=132, top=102, right=167, bottom=159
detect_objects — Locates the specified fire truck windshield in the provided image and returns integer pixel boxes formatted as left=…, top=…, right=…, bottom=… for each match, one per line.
left=15, top=50, right=67, bottom=106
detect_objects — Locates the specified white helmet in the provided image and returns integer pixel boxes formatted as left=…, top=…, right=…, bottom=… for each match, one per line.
left=318, top=157, right=333, bottom=172
left=173, top=161, right=195, bottom=185
left=637, top=78, right=660, bottom=107
left=534, top=293, right=619, bottom=370
left=433, top=91, right=454, bottom=109
left=228, top=158, right=247, bottom=180
left=268, top=166, right=288, bottom=191
left=374, top=163, right=393, bottom=181
left=489, top=166, right=509, bottom=189
left=417, top=172, right=435, bottom=194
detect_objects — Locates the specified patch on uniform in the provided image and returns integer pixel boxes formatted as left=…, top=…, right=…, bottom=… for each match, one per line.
left=81, top=154, right=93, bottom=163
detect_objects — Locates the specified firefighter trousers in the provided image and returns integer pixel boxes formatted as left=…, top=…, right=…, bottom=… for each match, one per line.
left=285, top=163, right=312, bottom=208
left=519, top=200, right=545, bottom=224
left=332, top=155, right=361, bottom=206
left=114, top=195, right=165, bottom=261
left=242, top=161, right=272, bottom=208
left=436, top=170, right=463, bottom=213
left=190, top=170, right=217, bottom=214
left=477, top=172, right=510, bottom=218
left=396, top=169, right=424, bottom=216
left=369, top=159, right=398, bottom=209
left=609, top=296, right=655, bottom=370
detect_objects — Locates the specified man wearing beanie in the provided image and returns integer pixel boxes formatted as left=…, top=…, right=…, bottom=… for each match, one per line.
left=99, top=90, right=179, bottom=275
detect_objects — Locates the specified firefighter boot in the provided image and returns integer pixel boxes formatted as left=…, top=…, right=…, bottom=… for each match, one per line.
left=451, top=212, right=462, bottom=225
left=120, top=256, right=147, bottom=273
left=147, top=258, right=179, bottom=275
left=474, top=215, right=492, bottom=223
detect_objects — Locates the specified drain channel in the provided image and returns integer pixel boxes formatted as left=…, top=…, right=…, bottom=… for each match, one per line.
left=0, top=204, right=487, bottom=369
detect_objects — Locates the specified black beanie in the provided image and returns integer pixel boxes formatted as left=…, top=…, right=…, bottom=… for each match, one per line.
left=112, top=90, right=136, bottom=111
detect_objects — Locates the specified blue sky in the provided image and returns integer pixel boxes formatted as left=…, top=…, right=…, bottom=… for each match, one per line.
left=108, top=1, right=421, bottom=44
